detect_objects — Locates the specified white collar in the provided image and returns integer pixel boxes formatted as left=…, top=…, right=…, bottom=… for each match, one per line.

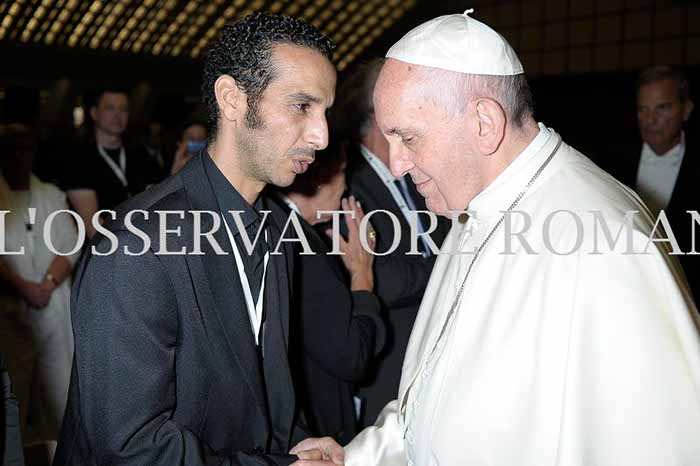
left=468, top=123, right=556, bottom=221
left=276, top=192, right=302, bottom=215
left=641, top=132, right=685, bottom=167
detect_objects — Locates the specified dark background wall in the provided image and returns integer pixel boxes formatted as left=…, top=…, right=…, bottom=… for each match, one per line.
left=530, top=68, right=700, bottom=160
left=1, top=0, right=699, bottom=161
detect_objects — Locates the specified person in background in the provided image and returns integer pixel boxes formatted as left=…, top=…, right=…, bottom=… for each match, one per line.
left=170, top=120, right=208, bottom=175
left=2, top=352, right=25, bottom=466
left=598, top=65, right=698, bottom=301
left=58, top=88, right=159, bottom=238
left=274, top=138, right=385, bottom=445
left=0, top=123, right=79, bottom=463
left=143, top=121, right=166, bottom=178
left=336, top=59, right=450, bottom=426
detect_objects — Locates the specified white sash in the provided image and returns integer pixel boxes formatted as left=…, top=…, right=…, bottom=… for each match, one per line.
left=97, top=145, right=128, bottom=187
left=223, top=217, right=270, bottom=345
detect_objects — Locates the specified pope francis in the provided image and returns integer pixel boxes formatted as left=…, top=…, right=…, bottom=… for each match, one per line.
left=290, top=11, right=700, bottom=466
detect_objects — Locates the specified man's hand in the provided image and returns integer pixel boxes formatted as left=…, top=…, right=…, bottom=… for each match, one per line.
left=19, top=280, right=51, bottom=309
left=290, top=437, right=344, bottom=466
left=39, top=278, right=57, bottom=294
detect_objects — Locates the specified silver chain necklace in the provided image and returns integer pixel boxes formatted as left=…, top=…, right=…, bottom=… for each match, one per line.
left=427, top=136, right=563, bottom=359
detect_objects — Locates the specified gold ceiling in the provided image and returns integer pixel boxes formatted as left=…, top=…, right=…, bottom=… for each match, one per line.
left=0, top=0, right=417, bottom=70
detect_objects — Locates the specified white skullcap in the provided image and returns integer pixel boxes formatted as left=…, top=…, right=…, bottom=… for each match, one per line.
left=386, top=9, right=523, bottom=76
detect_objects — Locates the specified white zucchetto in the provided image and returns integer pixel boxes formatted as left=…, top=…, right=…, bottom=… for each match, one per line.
left=386, top=9, right=524, bottom=76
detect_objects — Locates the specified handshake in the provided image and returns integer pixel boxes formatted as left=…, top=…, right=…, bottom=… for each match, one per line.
left=290, top=437, right=345, bottom=466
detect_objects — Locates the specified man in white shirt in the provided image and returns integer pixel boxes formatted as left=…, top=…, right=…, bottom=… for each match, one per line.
left=600, top=66, right=699, bottom=301
left=293, top=12, right=700, bottom=466
left=635, top=66, right=693, bottom=216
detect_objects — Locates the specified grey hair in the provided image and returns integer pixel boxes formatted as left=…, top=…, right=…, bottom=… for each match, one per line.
left=636, top=65, right=690, bottom=103
left=419, top=68, right=534, bottom=128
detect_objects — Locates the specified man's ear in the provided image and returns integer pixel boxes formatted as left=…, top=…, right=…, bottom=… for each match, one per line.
left=474, top=98, right=506, bottom=156
left=683, top=99, right=694, bottom=122
left=90, top=106, right=98, bottom=122
left=214, top=75, right=245, bottom=124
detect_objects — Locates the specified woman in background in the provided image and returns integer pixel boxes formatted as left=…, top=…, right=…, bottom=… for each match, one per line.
left=169, top=121, right=207, bottom=175
left=273, top=140, right=385, bottom=444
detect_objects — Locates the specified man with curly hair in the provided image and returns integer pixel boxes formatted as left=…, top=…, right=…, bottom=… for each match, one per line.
left=54, top=12, right=341, bottom=466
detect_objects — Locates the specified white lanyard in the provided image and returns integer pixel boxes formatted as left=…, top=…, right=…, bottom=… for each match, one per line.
left=223, top=216, right=270, bottom=345
left=97, top=144, right=128, bottom=187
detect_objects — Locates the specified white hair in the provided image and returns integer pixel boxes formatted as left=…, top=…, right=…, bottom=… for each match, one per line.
left=418, top=68, right=534, bottom=127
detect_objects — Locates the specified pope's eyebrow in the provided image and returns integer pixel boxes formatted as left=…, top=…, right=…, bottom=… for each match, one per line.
left=386, top=127, right=410, bottom=137
left=288, top=91, right=322, bottom=104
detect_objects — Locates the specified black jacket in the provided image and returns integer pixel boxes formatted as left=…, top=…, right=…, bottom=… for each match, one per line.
left=277, top=200, right=385, bottom=445
left=2, top=353, right=24, bottom=466
left=346, top=146, right=450, bottom=425
left=54, top=152, right=302, bottom=466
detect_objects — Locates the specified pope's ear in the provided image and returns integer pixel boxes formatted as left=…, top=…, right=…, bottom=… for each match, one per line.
left=474, top=98, right=506, bottom=156
left=214, top=75, right=245, bottom=124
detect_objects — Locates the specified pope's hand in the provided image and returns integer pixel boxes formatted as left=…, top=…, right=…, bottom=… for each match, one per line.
left=290, top=437, right=344, bottom=466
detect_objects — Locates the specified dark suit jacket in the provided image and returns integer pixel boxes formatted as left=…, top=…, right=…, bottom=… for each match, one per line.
left=276, top=200, right=385, bottom=445
left=346, top=146, right=450, bottom=425
left=1, top=353, right=24, bottom=466
left=595, top=136, right=699, bottom=302
left=54, top=153, right=302, bottom=466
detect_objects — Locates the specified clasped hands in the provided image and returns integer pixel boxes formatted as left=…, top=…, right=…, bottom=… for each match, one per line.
left=290, top=436, right=345, bottom=466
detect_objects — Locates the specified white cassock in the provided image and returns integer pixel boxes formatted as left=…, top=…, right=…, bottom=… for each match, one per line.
left=345, top=124, right=700, bottom=466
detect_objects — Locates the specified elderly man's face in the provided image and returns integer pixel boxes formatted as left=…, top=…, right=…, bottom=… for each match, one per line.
left=637, top=79, right=692, bottom=155
left=374, top=60, right=476, bottom=216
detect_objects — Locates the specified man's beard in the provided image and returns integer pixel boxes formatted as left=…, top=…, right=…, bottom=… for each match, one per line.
left=235, top=104, right=273, bottom=185
left=244, top=101, right=265, bottom=130
left=236, top=103, right=314, bottom=188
